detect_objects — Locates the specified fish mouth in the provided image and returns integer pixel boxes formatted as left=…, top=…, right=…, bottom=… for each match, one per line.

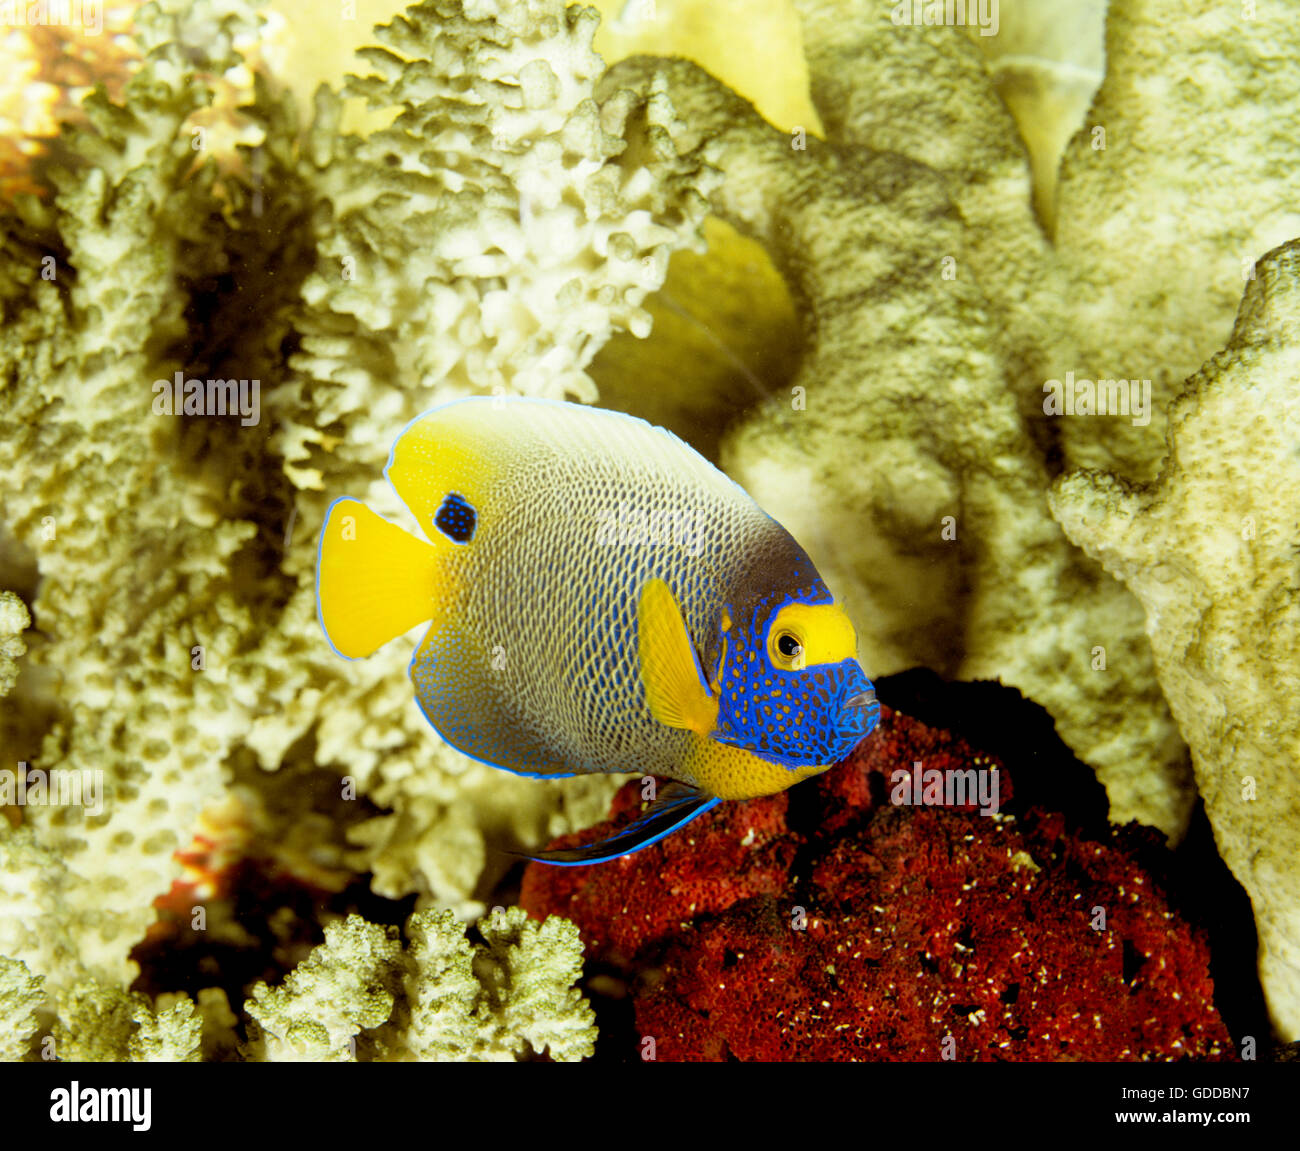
left=840, top=687, right=881, bottom=737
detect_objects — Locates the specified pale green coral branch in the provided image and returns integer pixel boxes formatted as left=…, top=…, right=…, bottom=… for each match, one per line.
left=0, top=592, right=30, bottom=699
left=0, top=956, right=45, bottom=1062
left=247, top=909, right=595, bottom=1062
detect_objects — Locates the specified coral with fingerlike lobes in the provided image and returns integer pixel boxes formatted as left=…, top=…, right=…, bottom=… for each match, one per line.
left=0, top=0, right=710, bottom=1057
left=522, top=704, right=1234, bottom=1062
left=0, top=906, right=595, bottom=1061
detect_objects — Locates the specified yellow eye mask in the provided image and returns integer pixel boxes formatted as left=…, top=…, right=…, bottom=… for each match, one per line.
left=764, top=602, right=859, bottom=671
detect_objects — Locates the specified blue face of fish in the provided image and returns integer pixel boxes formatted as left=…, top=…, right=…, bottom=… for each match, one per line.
left=709, top=586, right=880, bottom=768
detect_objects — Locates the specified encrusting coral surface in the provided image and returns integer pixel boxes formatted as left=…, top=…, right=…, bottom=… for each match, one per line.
left=522, top=704, right=1235, bottom=1062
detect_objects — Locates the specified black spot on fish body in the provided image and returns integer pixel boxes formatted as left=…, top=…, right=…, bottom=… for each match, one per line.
left=435, top=491, right=477, bottom=542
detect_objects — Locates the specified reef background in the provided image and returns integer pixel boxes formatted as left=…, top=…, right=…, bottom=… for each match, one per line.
left=0, top=0, right=1297, bottom=1060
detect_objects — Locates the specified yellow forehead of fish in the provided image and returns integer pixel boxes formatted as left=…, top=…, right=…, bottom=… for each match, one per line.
left=760, top=602, right=858, bottom=668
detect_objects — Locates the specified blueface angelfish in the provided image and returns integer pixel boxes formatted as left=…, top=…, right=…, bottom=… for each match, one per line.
left=316, top=397, right=880, bottom=865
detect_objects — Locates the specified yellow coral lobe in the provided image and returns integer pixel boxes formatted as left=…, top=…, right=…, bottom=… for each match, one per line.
left=638, top=578, right=719, bottom=736
left=317, top=499, right=441, bottom=659
left=765, top=602, right=858, bottom=670
left=683, top=734, right=829, bottom=801
left=589, top=0, right=820, bottom=136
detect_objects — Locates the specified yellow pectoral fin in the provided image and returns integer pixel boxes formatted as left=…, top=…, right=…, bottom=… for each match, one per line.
left=317, top=498, right=442, bottom=659
left=638, top=578, right=719, bottom=736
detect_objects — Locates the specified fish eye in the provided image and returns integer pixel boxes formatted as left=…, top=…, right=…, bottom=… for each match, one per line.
left=776, top=632, right=803, bottom=660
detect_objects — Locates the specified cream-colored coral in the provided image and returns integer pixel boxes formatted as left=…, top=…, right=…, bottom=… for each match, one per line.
left=1050, top=238, right=1300, bottom=1040
left=394, top=907, right=595, bottom=1061
left=0, top=947, right=206, bottom=1062
left=396, top=906, right=597, bottom=1061
left=0, top=956, right=44, bottom=1061
left=468, top=906, right=594, bottom=1062
left=246, top=914, right=404, bottom=1060
left=0, top=822, right=136, bottom=1006
left=398, top=907, right=483, bottom=1061
left=0, top=591, right=29, bottom=699
left=273, top=0, right=715, bottom=489
left=0, top=0, right=272, bottom=994
left=51, top=979, right=202, bottom=1062
left=602, top=39, right=1192, bottom=840
left=246, top=908, right=596, bottom=1061
left=1053, top=0, right=1300, bottom=483
left=0, top=0, right=709, bottom=1018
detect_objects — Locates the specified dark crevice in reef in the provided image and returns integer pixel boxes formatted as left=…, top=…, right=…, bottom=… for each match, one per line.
left=129, top=736, right=412, bottom=1040
left=1163, top=802, right=1271, bottom=1057
left=160, top=145, right=318, bottom=618
left=582, top=964, right=642, bottom=1063
left=130, top=865, right=415, bottom=1056
left=874, top=668, right=1112, bottom=836
left=783, top=768, right=830, bottom=838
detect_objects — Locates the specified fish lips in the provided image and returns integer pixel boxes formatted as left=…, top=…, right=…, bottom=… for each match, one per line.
left=837, top=672, right=881, bottom=744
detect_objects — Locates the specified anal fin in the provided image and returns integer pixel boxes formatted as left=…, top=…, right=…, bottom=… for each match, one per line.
left=523, top=781, right=721, bottom=866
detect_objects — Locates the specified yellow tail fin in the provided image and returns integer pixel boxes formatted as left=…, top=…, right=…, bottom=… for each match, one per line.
left=317, top=498, right=441, bottom=659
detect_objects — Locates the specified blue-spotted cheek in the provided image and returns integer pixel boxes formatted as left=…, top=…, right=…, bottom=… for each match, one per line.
left=715, top=655, right=880, bottom=767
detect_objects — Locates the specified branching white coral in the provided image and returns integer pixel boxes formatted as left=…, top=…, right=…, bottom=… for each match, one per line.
left=275, top=0, right=716, bottom=491
left=0, top=0, right=272, bottom=996
left=0, top=0, right=711, bottom=1027
left=0, top=591, right=29, bottom=699
left=0, top=952, right=205, bottom=1064
left=247, top=908, right=596, bottom=1062
left=246, top=914, right=404, bottom=1061
left=51, top=980, right=202, bottom=1062
left=0, top=956, right=44, bottom=1061
left=470, top=906, right=594, bottom=1063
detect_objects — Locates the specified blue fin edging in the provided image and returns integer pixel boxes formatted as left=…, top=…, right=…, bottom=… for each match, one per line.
left=521, top=782, right=722, bottom=866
